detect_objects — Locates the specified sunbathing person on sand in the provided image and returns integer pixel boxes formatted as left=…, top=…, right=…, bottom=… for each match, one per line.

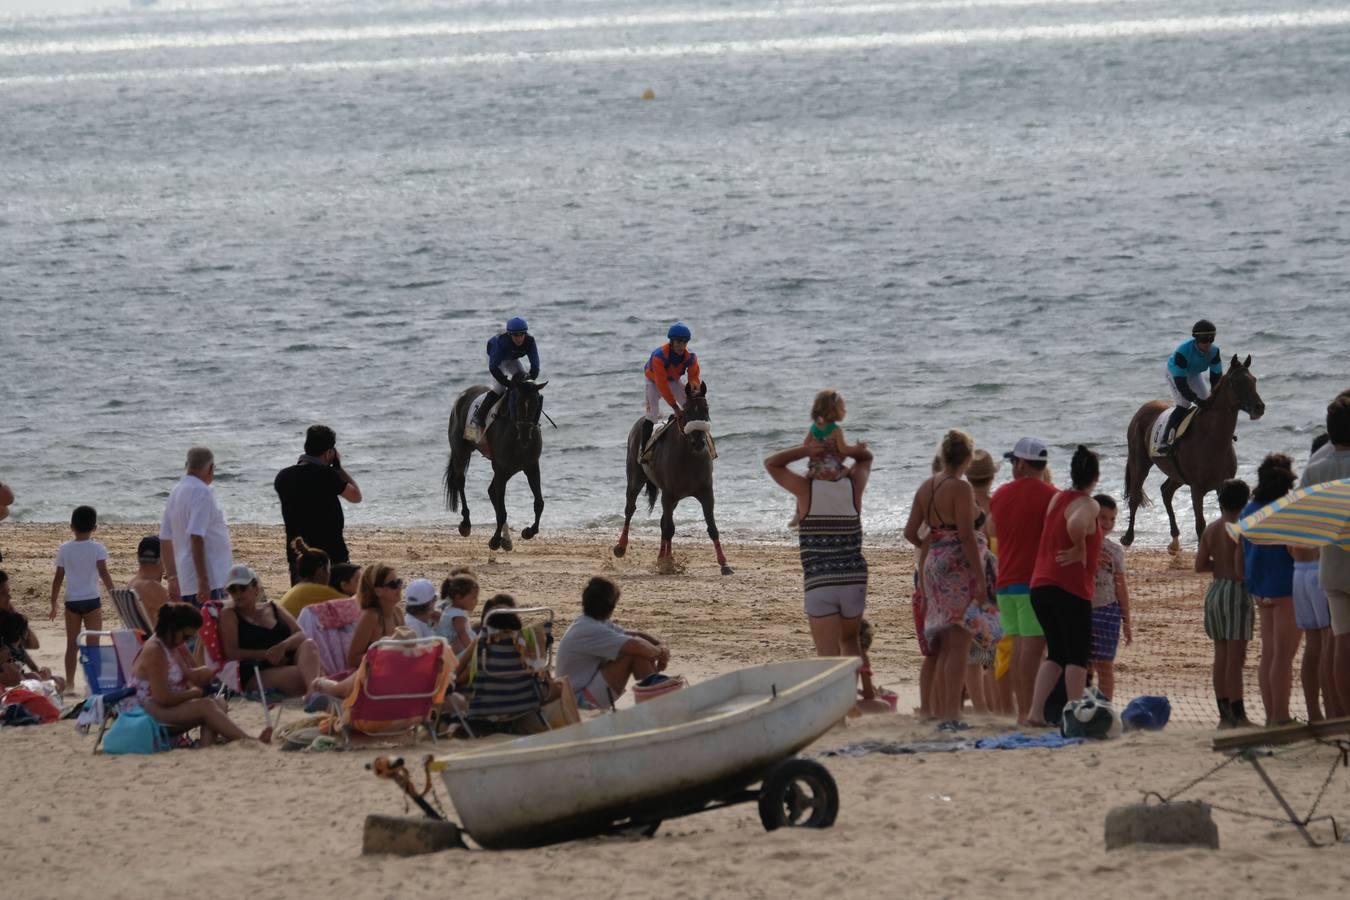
left=127, top=604, right=271, bottom=745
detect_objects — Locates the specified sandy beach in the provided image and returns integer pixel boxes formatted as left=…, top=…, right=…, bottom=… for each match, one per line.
left=5, top=522, right=1350, bottom=898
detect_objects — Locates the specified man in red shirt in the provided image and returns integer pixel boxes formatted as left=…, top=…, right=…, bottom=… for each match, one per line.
left=990, top=437, right=1058, bottom=724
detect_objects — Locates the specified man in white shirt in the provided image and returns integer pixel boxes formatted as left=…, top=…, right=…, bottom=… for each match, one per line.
left=160, top=447, right=233, bottom=605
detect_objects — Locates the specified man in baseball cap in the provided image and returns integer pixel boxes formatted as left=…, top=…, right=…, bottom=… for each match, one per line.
left=990, top=436, right=1058, bottom=725
left=128, top=535, right=171, bottom=626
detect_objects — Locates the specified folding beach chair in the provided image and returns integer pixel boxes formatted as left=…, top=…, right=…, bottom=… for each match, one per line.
left=460, top=608, right=557, bottom=737
left=334, top=636, right=456, bottom=745
left=109, top=588, right=153, bottom=637
left=78, top=629, right=139, bottom=753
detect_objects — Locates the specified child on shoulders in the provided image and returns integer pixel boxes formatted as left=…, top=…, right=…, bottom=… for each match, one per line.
left=50, top=506, right=116, bottom=690
left=1196, top=478, right=1254, bottom=729
left=789, top=390, right=863, bottom=528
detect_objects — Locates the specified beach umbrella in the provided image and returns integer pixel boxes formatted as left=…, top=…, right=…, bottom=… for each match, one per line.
left=1227, top=477, right=1350, bottom=548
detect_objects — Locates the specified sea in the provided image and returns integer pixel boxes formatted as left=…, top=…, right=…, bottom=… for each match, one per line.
left=1, top=0, right=1347, bottom=548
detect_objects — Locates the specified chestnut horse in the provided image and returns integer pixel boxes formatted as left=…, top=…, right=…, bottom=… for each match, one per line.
left=613, top=382, right=733, bottom=575
left=1122, top=355, right=1265, bottom=551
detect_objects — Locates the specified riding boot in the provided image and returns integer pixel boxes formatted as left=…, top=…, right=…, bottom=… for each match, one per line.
left=640, top=419, right=655, bottom=455
left=1216, top=698, right=1234, bottom=730
left=1157, top=406, right=1191, bottom=455
left=473, top=394, right=495, bottom=432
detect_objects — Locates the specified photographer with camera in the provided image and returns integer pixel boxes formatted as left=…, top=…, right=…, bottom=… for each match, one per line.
left=274, top=425, right=362, bottom=585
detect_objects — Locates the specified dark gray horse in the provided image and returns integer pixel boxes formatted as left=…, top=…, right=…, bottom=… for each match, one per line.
left=613, top=382, right=732, bottom=575
left=444, top=377, right=547, bottom=551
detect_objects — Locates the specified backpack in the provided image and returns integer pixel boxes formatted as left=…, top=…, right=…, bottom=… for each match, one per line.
left=103, top=705, right=171, bottom=754
left=1061, top=687, right=1121, bottom=740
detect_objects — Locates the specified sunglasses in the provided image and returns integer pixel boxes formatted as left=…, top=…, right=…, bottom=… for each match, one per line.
left=380, top=578, right=404, bottom=591
left=226, top=582, right=255, bottom=594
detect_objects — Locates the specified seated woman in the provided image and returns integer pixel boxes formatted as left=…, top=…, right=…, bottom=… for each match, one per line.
left=556, top=576, right=669, bottom=708
left=345, top=563, right=406, bottom=671
left=278, top=540, right=345, bottom=616
left=218, top=565, right=321, bottom=698
left=0, top=608, right=65, bottom=692
left=127, top=604, right=271, bottom=745
left=328, top=562, right=362, bottom=598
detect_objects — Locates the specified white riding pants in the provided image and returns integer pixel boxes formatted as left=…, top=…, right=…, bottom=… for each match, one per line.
left=489, top=357, right=527, bottom=395
left=1164, top=366, right=1210, bottom=409
left=645, top=379, right=683, bottom=423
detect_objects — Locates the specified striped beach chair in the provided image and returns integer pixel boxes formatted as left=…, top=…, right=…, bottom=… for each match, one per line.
left=461, top=607, right=555, bottom=735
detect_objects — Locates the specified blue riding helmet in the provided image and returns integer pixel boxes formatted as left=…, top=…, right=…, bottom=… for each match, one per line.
left=667, top=322, right=692, bottom=341
left=506, top=316, right=529, bottom=334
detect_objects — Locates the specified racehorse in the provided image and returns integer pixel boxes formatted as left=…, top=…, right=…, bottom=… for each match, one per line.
left=1122, top=355, right=1265, bottom=551
left=444, top=376, right=547, bottom=551
left=613, top=382, right=733, bottom=575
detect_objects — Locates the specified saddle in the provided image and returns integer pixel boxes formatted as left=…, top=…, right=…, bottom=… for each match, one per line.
left=640, top=417, right=718, bottom=466
left=1149, top=406, right=1199, bottom=457
left=464, top=393, right=504, bottom=444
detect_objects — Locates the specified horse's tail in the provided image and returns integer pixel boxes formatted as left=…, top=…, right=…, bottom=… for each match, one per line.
left=644, top=480, right=659, bottom=514
left=443, top=453, right=462, bottom=512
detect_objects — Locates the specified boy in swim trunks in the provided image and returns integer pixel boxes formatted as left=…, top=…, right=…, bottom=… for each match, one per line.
left=1088, top=496, right=1131, bottom=701
left=1195, top=478, right=1254, bottom=728
left=50, top=505, right=116, bottom=690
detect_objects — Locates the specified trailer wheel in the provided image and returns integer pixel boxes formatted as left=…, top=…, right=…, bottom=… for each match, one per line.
left=757, top=759, right=839, bottom=831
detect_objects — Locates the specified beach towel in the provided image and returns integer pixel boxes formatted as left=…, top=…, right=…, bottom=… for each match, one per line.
left=820, top=732, right=1084, bottom=757
left=0, top=683, right=61, bottom=725
left=298, top=598, right=360, bottom=676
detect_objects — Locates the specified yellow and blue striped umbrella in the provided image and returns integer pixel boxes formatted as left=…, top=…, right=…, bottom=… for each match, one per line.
left=1228, top=478, right=1350, bottom=548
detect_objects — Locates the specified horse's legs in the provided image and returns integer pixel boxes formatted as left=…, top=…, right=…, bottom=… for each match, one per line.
left=1160, top=478, right=1183, bottom=553
left=614, top=473, right=643, bottom=558
left=659, top=494, right=677, bottom=560
left=1190, top=485, right=1210, bottom=545
left=487, top=471, right=509, bottom=551
left=457, top=452, right=473, bottom=537
left=1122, top=454, right=1153, bottom=547
left=696, top=489, right=732, bottom=576
left=520, top=462, right=544, bottom=540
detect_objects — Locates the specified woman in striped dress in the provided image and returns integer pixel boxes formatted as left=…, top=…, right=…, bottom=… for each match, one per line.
left=765, top=440, right=874, bottom=661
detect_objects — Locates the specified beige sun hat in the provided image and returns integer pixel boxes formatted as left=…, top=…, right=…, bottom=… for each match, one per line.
left=966, top=449, right=1000, bottom=482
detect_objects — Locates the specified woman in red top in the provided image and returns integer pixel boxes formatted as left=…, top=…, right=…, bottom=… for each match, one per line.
left=1026, top=445, right=1103, bottom=727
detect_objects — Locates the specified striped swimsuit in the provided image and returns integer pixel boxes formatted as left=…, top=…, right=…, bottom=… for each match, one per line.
left=799, top=478, right=868, bottom=618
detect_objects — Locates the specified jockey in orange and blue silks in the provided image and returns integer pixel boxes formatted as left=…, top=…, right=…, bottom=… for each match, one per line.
left=641, top=322, right=700, bottom=449
left=1158, top=319, right=1222, bottom=454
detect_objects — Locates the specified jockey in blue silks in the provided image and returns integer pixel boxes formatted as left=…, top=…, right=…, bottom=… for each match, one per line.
left=473, top=316, right=540, bottom=430
left=1157, top=319, right=1222, bottom=455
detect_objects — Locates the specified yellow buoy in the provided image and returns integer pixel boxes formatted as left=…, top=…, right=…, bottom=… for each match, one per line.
left=641, top=88, right=655, bottom=101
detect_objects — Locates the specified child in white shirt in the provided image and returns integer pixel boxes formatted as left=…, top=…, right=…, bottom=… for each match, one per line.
left=50, top=505, right=116, bottom=690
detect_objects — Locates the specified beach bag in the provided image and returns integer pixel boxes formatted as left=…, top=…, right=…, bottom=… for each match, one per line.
left=633, top=673, right=688, bottom=704
left=1122, top=695, right=1172, bottom=731
left=102, top=705, right=171, bottom=755
left=1061, top=687, right=1121, bottom=741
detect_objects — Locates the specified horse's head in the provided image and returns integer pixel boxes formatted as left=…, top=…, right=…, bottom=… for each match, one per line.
left=507, top=376, right=547, bottom=437
left=681, top=381, right=712, bottom=457
left=1221, top=355, right=1265, bottom=420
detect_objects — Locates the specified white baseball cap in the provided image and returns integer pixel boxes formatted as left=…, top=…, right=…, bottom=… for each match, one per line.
left=404, top=578, right=438, bottom=608
left=225, top=564, right=259, bottom=588
left=1003, top=437, right=1049, bottom=462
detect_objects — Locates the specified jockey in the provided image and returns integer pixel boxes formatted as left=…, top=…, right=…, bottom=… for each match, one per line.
left=641, top=322, right=701, bottom=452
left=473, top=316, right=540, bottom=431
left=1157, top=319, right=1222, bottom=455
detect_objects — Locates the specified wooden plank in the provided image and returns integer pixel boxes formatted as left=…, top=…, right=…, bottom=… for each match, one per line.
left=1211, top=716, right=1350, bottom=753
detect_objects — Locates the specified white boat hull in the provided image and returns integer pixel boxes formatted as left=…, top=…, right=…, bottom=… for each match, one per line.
left=436, top=657, right=859, bottom=848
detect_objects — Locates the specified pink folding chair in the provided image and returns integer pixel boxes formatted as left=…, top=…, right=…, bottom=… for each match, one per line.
left=338, top=637, right=455, bottom=744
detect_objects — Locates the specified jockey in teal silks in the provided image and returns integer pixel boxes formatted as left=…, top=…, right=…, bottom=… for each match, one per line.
left=1157, top=319, right=1222, bottom=455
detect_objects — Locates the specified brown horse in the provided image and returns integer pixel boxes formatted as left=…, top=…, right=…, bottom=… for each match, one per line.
left=612, top=382, right=733, bottom=575
left=1122, top=355, right=1265, bottom=551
